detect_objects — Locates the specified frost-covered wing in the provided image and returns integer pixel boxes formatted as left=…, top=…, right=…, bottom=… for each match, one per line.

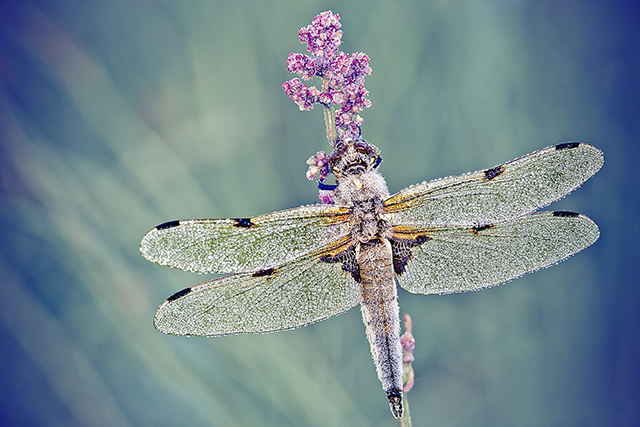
left=393, top=211, right=599, bottom=295
left=384, top=143, right=603, bottom=226
left=154, top=239, right=359, bottom=336
left=140, top=204, right=351, bottom=274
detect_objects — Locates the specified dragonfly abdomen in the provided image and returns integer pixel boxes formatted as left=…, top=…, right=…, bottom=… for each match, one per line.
left=357, top=237, right=403, bottom=419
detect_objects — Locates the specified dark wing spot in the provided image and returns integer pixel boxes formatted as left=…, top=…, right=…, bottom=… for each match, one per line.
left=233, top=218, right=255, bottom=228
left=553, top=210, right=580, bottom=217
left=156, top=220, right=180, bottom=230
left=484, top=165, right=505, bottom=181
left=472, top=223, right=495, bottom=233
left=555, top=142, right=581, bottom=150
left=414, top=235, right=430, bottom=244
left=390, top=235, right=430, bottom=275
left=167, top=287, right=191, bottom=301
left=251, top=267, right=275, bottom=277
left=320, top=245, right=361, bottom=282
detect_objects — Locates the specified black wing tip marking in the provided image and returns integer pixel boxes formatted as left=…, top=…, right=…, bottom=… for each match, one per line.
left=233, top=218, right=255, bottom=228
left=156, top=220, right=181, bottom=230
left=483, top=165, right=505, bottom=181
left=553, top=210, right=580, bottom=217
left=166, top=287, right=192, bottom=301
left=555, top=142, right=581, bottom=150
left=251, top=267, right=276, bottom=277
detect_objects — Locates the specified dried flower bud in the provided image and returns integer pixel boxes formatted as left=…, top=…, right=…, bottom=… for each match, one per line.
left=400, top=314, right=416, bottom=393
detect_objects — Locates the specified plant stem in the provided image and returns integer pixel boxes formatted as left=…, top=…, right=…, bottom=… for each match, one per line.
left=399, top=395, right=412, bottom=427
left=323, top=104, right=337, bottom=145
left=321, top=76, right=337, bottom=145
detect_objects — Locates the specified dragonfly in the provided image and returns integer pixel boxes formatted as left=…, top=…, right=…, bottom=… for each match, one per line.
left=140, top=139, right=603, bottom=418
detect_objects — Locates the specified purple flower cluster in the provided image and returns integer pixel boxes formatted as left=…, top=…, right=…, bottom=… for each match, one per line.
left=281, top=78, right=319, bottom=111
left=305, top=151, right=330, bottom=181
left=298, top=11, right=342, bottom=59
left=305, top=150, right=336, bottom=203
left=283, top=11, right=372, bottom=144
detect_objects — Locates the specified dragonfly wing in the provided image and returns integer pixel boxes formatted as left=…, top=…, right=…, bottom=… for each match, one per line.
left=154, top=240, right=360, bottom=336
left=140, top=204, right=351, bottom=274
left=385, top=143, right=603, bottom=226
left=392, top=211, right=599, bottom=295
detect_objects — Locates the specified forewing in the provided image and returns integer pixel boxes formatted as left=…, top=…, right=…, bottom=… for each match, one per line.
left=385, top=143, right=603, bottom=226
left=394, top=211, right=599, bottom=295
left=154, top=240, right=360, bottom=336
left=140, top=204, right=351, bottom=274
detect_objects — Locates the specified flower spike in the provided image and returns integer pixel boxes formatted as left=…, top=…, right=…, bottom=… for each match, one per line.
left=283, top=11, right=376, bottom=203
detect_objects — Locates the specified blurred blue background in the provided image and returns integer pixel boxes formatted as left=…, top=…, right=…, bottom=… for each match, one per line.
left=1, top=1, right=638, bottom=426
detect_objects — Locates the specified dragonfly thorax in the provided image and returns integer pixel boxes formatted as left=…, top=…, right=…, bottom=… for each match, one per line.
left=332, top=169, right=392, bottom=243
left=334, top=168, right=389, bottom=204
left=329, top=138, right=391, bottom=243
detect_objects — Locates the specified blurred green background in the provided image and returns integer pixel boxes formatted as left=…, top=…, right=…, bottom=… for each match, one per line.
left=1, top=1, right=638, bottom=426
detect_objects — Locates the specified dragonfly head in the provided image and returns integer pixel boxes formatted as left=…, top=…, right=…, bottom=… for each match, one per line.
left=328, top=137, right=382, bottom=179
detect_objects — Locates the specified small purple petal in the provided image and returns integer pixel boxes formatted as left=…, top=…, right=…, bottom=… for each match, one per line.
left=318, top=92, right=333, bottom=105
left=318, top=190, right=335, bottom=204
